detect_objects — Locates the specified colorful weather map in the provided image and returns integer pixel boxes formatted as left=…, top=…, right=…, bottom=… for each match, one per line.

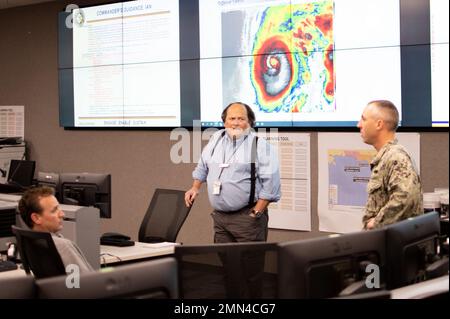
left=222, top=1, right=335, bottom=114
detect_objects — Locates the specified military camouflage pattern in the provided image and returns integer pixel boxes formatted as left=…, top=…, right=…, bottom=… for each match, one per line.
left=363, top=139, right=423, bottom=229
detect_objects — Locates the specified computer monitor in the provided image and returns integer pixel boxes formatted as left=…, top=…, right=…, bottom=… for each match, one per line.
left=0, top=275, right=36, bottom=299
left=36, top=257, right=178, bottom=299
left=175, top=242, right=278, bottom=299
left=59, top=173, right=111, bottom=218
left=37, top=172, right=60, bottom=199
left=385, top=212, right=446, bottom=289
left=278, top=229, right=387, bottom=299
left=7, top=160, right=36, bottom=188
left=0, top=206, right=17, bottom=250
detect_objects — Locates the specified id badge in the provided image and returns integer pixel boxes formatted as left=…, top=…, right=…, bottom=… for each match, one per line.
left=213, top=181, right=221, bottom=195
left=219, top=163, right=229, bottom=168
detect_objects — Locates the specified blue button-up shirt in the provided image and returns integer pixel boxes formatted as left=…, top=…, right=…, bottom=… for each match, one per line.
left=193, top=129, right=281, bottom=212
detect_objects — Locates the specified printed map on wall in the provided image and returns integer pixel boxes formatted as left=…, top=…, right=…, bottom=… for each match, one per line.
left=318, top=133, right=420, bottom=233
left=328, top=149, right=375, bottom=210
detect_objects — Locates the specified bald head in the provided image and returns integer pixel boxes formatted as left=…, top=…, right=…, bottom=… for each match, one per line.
left=221, top=102, right=255, bottom=127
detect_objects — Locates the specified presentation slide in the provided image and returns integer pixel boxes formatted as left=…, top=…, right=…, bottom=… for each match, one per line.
left=71, top=0, right=180, bottom=127
left=430, top=0, right=449, bottom=127
left=199, top=0, right=401, bottom=127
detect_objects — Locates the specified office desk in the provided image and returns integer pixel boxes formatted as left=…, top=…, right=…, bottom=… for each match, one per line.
left=390, top=275, right=449, bottom=299
left=100, top=242, right=177, bottom=266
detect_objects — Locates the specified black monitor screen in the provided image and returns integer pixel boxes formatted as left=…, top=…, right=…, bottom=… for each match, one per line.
left=278, top=229, right=386, bottom=299
left=60, top=173, right=111, bottom=218
left=0, top=208, right=16, bottom=242
left=7, top=160, right=36, bottom=188
left=36, top=257, right=178, bottom=299
left=37, top=172, right=60, bottom=199
left=385, top=212, right=442, bottom=289
left=175, top=242, right=278, bottom=299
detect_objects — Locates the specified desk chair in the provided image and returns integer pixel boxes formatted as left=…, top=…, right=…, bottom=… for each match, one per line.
left=138, top=188, right=193, bottom=243
left=11, top=226, right=66, bottom=279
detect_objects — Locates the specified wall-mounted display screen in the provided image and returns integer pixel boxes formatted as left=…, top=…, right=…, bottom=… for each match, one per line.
left=430, top=0, right=449, bottom=127
left=58, top=0, right=448, bottom=128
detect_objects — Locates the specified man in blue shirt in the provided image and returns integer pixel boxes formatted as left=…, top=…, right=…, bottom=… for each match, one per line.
left=185, top=102, right=281, bottom=297
left=185, top=102, right=281, bottom=243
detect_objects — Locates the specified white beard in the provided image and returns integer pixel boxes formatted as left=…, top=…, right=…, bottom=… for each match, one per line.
left=226, top=127, right=250, bottom=139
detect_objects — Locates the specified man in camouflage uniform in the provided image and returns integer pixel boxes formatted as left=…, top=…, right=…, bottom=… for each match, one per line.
left=357, top=100, right=423, bottom=230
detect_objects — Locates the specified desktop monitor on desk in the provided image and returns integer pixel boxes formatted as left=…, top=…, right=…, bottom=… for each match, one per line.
left=37, top=172, right=60, bottom=199
left=175, top=242, right=279, bottom=299
left=36, top=257, right=178, bottom=299
left=60, top=173, right=111, bottom=218
left=0, top=204, right=17, bottom=250
left=0, top=275, right=36, bottom=299
left=7, top=160, right=35, bottom=188
left=0, top=160, right=36, bottom=193
left=278, top=229, right=387, bottom=299
left=385, top=212, right=447, bottom=290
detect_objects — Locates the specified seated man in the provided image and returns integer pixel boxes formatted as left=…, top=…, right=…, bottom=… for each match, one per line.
left=18, top=186, right=93, bottom=273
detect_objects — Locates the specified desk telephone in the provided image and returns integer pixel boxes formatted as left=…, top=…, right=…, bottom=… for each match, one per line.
left=100, top=232, right=135, bottom=247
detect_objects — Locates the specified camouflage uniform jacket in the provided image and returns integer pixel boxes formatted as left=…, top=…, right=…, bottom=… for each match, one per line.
left=363, top=139, right=423, bottom=229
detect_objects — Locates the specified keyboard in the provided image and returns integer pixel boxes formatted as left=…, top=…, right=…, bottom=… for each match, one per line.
left=0, top=260, right=18, bottom=272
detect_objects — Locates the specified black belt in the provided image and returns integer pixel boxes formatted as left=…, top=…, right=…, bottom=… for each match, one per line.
left=216, top=203, right=256, bottom=215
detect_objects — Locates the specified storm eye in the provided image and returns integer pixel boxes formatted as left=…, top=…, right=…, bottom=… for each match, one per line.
left=261, top=51, right=291, bottom=97
left=251, top=36, right=295, bottom=111
left=266, top=55, right=281, bottom=76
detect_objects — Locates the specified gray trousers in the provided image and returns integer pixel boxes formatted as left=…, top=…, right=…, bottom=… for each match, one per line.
left=211, top=207, right=269, bottom=298
left=211, top=207, right=268, bottom=243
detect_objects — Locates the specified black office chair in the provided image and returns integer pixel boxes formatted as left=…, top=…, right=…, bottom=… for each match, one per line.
left=11, top=226, right=66, bottom=279
left=138, top=188, right=193, bottom=243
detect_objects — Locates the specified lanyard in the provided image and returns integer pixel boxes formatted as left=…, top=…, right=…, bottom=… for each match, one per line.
left=217, top=135, right=248, bottom=180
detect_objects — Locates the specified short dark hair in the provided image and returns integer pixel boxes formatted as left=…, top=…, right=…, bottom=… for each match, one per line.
left=221, top=102, right=256, bottom=127
left=18, top=186, right=55, bottom=228
left=368, top=100, right=399, bottom=131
